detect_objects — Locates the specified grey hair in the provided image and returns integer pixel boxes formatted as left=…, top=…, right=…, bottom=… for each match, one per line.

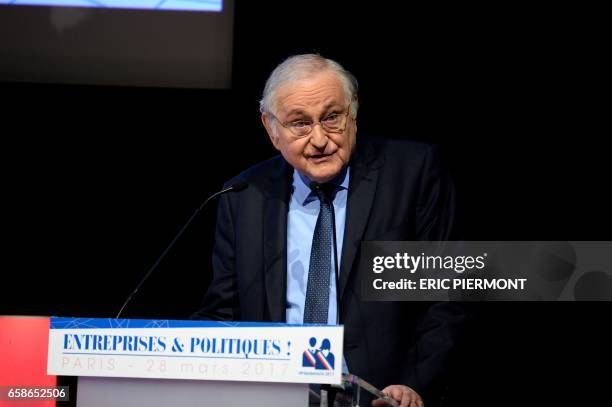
left=259, top=54, right=359, bottom=119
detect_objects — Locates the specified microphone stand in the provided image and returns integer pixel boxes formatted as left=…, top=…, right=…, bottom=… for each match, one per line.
left=115, top=181, right=247, bottom=319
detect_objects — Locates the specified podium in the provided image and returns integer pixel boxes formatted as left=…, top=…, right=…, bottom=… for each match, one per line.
left=75, top=372, right=395, bottom=407
left=46, top=317, right=398, bottom=407
left=1, top=316, right=396, bottom=407
left=77, top=376, right=308, bottom=407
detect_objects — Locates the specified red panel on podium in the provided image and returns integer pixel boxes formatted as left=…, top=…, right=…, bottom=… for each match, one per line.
left=0, top=316, right=56, bottom=407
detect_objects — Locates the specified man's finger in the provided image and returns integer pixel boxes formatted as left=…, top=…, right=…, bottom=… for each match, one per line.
left=372, top=397, right=400, bottom=407
left=399, top=389, right=414, bottom=407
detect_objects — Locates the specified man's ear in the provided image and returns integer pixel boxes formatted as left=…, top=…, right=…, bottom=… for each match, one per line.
left=350, top=96, right=358, bottom=133
left=261, top=113, right=281, bottom=151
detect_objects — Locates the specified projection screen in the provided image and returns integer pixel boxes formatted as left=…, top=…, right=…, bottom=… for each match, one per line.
left=0, top=0, right=235, bottom=88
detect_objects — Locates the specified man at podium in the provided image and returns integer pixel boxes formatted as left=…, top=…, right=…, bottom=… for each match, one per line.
left=193, top=54, right=465, bottom=406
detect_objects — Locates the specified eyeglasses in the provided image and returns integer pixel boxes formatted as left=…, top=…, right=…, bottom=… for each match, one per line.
left=269, top=102, right=353, bottom=138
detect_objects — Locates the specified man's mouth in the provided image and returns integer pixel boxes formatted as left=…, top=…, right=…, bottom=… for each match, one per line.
left=309, top=152, right=335, bottom=159
left=308, top=153, right=332, bottom=163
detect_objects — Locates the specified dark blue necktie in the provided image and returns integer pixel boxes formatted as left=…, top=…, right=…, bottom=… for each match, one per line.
left=303, top=183, right=336, bottom=324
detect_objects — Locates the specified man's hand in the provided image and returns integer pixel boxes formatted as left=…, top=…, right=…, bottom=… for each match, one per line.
left=372, top=385, right=424, bottom=407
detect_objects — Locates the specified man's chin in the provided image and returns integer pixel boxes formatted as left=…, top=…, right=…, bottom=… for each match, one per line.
left=305, top=168, right=341, bottom=183
left=294, top=157, right=344, bottom=183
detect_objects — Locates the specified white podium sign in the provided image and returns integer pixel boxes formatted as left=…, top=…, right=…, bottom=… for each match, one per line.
left=47, top=318, right=343, bottom=385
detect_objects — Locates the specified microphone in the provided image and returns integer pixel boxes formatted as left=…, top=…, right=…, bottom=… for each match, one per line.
left=115, top=180, right=248, bottom=319
left=309, top=181, right=341, bottom=325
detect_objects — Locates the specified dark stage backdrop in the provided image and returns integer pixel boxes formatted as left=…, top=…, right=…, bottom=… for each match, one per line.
left=2, top=2, right=609, bottom=406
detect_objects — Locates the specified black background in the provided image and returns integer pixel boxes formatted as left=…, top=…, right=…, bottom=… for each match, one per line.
left=2, top=2, right=610, bottom=406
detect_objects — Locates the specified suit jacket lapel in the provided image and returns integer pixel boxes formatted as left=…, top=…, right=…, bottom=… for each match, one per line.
left=263, top=159, right=292, bottom=322
left=339, top=139, right=383, bottom=300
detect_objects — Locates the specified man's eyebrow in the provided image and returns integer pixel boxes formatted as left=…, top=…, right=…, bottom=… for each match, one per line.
left=284, top=102, right=343, bottom=118
left=323, top=101, right=343, bottom=110
left=284, top=108, right=307, bottom=117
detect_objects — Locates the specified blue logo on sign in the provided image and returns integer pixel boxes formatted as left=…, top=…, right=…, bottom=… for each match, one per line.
left=302, top=337, right=335, bottom=370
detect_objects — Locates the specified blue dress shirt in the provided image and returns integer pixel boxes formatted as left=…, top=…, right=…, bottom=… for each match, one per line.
left=286, top=166, right=350, bottom=326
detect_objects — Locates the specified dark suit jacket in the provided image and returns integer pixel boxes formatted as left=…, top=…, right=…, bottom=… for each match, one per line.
left=193, top=137, right=465, bottom=404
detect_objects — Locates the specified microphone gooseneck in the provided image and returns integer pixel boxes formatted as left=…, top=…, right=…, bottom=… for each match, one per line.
left=115, top=180, right=248, bottom=319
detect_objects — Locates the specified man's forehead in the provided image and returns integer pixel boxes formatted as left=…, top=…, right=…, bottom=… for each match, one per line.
left=274, top=72, right=346, bottom=115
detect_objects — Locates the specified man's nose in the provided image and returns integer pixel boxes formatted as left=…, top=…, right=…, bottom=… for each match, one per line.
left=309, top=124, right=328, bottom=149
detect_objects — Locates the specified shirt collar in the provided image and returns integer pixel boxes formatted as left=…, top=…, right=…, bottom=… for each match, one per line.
left=292, top=166, right=350, bottom=206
